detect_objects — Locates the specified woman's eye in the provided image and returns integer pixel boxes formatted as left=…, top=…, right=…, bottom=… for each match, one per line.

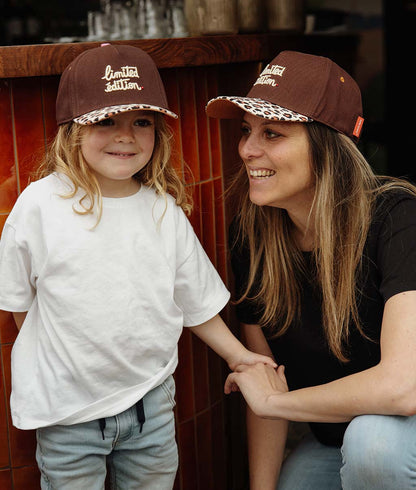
left=240, top=125, right=250, bottom=135
left=265, top=129, right=279, bottom=139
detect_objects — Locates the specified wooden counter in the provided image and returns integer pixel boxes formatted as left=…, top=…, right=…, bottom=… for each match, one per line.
left=0, top=33, right=358, bottom=490
left=0, top=33, right=358, bottom=78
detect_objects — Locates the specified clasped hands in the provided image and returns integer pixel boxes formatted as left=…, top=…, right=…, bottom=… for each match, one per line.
left=224, top=361, right=288, bottom=418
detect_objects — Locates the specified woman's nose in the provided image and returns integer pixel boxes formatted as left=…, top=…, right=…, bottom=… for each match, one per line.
left=239, top=134, right=263, bottom=160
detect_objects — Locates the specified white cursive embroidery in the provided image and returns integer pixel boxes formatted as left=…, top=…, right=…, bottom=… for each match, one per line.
left=104, top=79, right=143, bottom=91
left=102, top=65, right=139, bottom=80
left=261, top=64, right=286, bottom=77
left=253, top=64, right=286, bottom=87
left=101, top=65, right=143, bottom=92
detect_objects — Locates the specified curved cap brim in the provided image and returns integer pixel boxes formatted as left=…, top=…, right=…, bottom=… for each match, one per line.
left=73, top=104, right=178, bottom=125
left=206, top=96, right=313, bottom=123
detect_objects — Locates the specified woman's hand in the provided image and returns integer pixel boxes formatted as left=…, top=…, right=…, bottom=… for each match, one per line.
left=225, top=363, right=288, bottom=418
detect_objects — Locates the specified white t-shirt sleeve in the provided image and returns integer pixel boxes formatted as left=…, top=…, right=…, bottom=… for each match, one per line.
left=0, top=222, right=35, bottom=312
left=173, top=210, right=230, bottom=327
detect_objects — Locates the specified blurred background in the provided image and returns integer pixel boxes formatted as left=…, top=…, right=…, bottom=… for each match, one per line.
left=0, top=0, right=413, bottom=182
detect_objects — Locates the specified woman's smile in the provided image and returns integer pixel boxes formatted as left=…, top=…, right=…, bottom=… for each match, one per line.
left=248, top=167, right=276, bottom=179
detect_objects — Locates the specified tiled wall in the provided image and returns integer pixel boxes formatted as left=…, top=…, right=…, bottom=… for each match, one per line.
left=0, top=65, right=241, bottom=489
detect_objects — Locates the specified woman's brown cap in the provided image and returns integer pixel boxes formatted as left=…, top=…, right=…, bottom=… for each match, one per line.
left=206, top=50, right=364, bottom=141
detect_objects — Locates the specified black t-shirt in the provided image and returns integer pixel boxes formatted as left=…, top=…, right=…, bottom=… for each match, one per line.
left=230, top=191, right=416, bottom=446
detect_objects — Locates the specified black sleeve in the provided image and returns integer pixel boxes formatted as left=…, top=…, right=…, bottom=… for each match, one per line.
left=377, top=197, right=416, bottom=302
left=229, top=219, right=263, bottom=325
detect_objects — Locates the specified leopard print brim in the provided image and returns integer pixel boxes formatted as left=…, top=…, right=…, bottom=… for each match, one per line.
left=208, top=96, right=313, bottom=123
left=73, top=104, right=178, bottom=125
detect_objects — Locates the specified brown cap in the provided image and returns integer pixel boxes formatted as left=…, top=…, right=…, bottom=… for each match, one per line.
left=56, top=43, right=178, bottom=125
left=206, top=50, right=364, bottom=141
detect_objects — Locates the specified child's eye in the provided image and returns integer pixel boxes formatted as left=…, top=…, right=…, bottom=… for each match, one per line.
left=96, top=118, right=114, bottom=127
left=134, top=118, right=153, bottom=127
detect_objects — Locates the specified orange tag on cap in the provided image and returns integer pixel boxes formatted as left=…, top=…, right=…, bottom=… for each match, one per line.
left=353, top=116, right=364, bottom=138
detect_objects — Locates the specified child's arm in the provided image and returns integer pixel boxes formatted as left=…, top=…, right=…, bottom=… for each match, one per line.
left=189, top=314, right=277, bottom=371
left=12, top=312, right=27, bottom=330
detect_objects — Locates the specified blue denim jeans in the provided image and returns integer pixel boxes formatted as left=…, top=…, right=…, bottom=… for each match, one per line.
left=278, top=414, right=416, bottom=489
left=36, top=376, right=178, bottom=490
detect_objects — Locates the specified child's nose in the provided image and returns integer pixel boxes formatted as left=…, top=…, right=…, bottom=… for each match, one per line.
left=115, top=125, right=135, bottom=142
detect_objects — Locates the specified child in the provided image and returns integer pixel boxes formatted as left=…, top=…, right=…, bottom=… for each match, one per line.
left=0, top=44, right=275, bottom=489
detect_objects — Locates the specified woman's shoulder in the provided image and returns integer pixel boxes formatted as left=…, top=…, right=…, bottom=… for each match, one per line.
left=368, top=185, right=416, bottom=246
left=373, top=185, right=416, bottom=219
left=228, top=215, right=244, bottom=251
left=228, top=215, right=252, bottom=269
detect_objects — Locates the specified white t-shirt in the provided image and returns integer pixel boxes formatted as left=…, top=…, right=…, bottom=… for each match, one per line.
left=0, top=173, right=230, bottom=430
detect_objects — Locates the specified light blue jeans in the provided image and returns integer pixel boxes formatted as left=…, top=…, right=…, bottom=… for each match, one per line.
left=36, top=376, right=178, bottom=490
left=278, top=414, right=416, bottom=489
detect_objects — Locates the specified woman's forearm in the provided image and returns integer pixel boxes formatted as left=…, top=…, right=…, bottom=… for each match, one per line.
left=238, top=321, right=288, bottom=489
left=256, top=362, right=416, bottom=422
left=232, top=295, right=416, bottom=423
left=246, top=407, right=288, bottom=490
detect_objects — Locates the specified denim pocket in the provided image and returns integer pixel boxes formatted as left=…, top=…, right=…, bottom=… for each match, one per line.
left=36, top=429, right=53, bottom=489
left=160, top=375, right=176, bottom=409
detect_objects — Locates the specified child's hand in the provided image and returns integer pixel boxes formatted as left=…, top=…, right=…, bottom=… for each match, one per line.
left=227, top=347, right=277, bottom=372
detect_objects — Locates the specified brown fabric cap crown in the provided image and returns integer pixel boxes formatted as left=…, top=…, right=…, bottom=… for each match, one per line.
left=206, top=50, right=364, bottom=141
left=56, top=43, right=177, bottom=125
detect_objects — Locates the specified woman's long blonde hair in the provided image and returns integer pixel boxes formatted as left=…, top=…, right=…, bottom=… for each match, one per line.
left=232, top=122, right=416, bottom=362
left=35, top=113, right=192, bottom=223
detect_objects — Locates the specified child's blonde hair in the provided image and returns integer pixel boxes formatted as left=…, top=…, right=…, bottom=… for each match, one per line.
left=36, top=113, right=192, bottom=223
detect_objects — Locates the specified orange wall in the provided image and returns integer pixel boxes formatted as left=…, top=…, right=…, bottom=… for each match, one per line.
left=0, top=65, right=237, bottom=490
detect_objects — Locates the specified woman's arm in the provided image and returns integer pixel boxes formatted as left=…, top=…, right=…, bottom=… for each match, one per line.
left=189, top=314, right=277, bottom=371
left=226, top=291, right=416, bottom=421
left=242, top=323, right=288, bottom=490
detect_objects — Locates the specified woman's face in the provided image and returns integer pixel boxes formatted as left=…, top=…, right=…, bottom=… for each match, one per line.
left=238, top=113, right=315, bottom=217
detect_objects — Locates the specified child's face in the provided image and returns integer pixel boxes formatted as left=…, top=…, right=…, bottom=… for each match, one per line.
left=80, top=110, right=155, bottom=196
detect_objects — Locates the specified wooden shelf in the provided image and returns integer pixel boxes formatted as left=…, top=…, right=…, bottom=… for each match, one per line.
left=0, top=33, right=358, bottom=78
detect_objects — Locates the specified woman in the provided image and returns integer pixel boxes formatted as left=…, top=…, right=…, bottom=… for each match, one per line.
left=206, top=50, right=416, bottom=489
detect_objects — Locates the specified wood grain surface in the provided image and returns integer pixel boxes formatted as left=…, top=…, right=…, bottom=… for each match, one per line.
left=0, top=33, right=358, bottom=78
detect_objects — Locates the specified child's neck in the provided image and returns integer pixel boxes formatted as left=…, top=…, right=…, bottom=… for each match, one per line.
left=98, top=178, right=141, bottom=198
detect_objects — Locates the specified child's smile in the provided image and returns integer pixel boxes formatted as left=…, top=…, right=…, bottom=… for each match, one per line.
left=106, top=151, right=137, bottom=157
left=81, top=110, right=155, bottom=197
